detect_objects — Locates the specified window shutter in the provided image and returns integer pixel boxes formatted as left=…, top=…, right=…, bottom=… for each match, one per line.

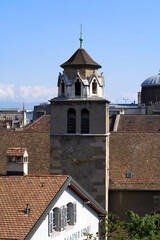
left=48, top=211, right=53, bottom=236
left=67, top=203, right=72, bottom=225
left=60, top=206, right=64, bottom=231
left=64, top=206, right=67, bottom=229
left=68, top=202, right=77, bottom=225
left=73, top=202, right=77, bottom=225
left=55, top=208, right=60, bottom=231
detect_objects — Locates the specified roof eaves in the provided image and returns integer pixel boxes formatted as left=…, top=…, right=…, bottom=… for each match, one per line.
left=69, top=177, right=106, bottom=215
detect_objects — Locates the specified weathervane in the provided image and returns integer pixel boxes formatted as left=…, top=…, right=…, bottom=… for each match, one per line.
left=79, top=24, right=83, bottom=48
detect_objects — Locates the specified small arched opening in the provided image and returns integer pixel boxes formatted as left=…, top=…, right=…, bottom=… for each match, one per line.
left=92, top=80, right=97, bottom=94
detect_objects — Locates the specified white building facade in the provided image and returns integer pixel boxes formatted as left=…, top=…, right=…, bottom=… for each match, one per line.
left=31, top=187, right=101, bottom=240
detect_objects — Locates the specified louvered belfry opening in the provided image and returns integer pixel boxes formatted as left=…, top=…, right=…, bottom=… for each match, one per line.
left=81, top=108, right=89, bottom=133
left=67, top=108, right=76, bottom=133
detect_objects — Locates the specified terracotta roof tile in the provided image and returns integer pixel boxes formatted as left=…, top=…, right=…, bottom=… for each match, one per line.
left=110, top=132, right=160, bottom=190
left=0, top=175, right=68, bottom=240
left=0, top=131, right=50, bottom=176
left=61, top=48, right=101, bottom=69
left=6, top=148, right=27, bottom=157
left=117, top=115, right=160, bottom=132
left=23, top=115, right=50, bottom=133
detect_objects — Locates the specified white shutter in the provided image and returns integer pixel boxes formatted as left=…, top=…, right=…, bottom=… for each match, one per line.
left=60, top=206, right=64, bottom=231
left=64, top=206, right=67, bottom=229
left=73, top=202, right=77, bottom=225
left=48, top=211, right=53, bottom=236
left=68, top=202, right=77, bottom=225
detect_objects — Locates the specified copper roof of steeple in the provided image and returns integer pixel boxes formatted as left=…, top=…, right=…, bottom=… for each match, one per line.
left=61, top=48, right=101, bottom=69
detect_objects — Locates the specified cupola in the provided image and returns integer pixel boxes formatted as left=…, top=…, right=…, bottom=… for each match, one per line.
left=141, top=72, right=160, bottom=104
left=57, top=25, right=104, bottom=99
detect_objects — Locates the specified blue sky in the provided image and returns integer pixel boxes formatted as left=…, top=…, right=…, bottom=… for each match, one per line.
left=0, top=0, right=160, bottom=109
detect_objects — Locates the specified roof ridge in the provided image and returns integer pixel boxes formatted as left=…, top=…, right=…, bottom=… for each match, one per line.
left=23, top=115, right=48, bottom=130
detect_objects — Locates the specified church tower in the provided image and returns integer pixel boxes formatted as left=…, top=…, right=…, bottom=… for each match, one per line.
left=50, top=28, right=110, bottom=210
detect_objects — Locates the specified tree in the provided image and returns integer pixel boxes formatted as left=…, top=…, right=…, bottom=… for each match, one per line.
left=84, top=211, right=160, bottom=240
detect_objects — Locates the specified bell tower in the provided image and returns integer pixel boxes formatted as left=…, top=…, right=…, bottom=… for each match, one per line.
left=50, top=29, right=110, bottom=210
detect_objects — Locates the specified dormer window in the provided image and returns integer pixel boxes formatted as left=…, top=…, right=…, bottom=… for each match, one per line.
left=6, top=148, right=28, bottom=176
left=75, top=79, right=81, bottom=96
left=61, top=80, right=65, bottom=95
left=92, top=80, right=97, bottom=94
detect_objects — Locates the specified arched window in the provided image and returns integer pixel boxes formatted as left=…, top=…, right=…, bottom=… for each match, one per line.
left=75, top=80, right=81, bottom=96
left=67, top=108, right=76, bottom=133
left=61, top=80, right=65, bottom=95
left=92, top=80, right=97, bottom=94
left=81, top=109, right=89, bottom=133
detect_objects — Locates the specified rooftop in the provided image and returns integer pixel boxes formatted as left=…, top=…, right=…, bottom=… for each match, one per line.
left=60, top=48, right=101, bottom=69
left=110, top=132, right=160, bottom=190
left=23, top=115, right=50, bottom=132
left=116, top=115, right=160, bottom=132
left=6, top=148, right=27, bottom=156
left=141, top=73, right=160, bottom=86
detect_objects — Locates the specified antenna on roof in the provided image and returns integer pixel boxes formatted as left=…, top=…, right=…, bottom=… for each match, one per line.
left=79, top=23, right=83, bottom=48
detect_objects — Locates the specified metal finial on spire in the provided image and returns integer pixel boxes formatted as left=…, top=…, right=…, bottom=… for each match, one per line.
left=79, top=24, right=83, bottom=48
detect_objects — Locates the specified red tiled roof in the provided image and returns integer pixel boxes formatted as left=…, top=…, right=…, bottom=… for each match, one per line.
left=0, top=175, right=68, bottom=240
left=0, top=131, right=50, bottom=176
left=6, top=148, right=27, bottom=157
left=117, top=115, right=160, bottom=132
left=110, top=132, right=160, bottom=190
left=61, top=48, right=101, bottom=69
left=23, top=115, right=50, bottom=133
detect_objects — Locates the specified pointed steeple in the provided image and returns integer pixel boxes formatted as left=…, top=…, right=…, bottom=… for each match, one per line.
left=23, top=102, right=25, bottom=111
left=79, top=24, right=83, bottom=48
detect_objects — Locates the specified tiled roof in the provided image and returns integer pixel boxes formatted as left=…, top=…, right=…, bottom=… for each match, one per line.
left=0, top=131, right=50, bottom=176
left=110, top=132, right=160, bottom=190
left=117, top=115, right=160, bottom=132
left=6, top=148, right=27, bottom=157
left=61, top=48, right=101, bottom=69
left=23, top=115, right=50, bottom=132
left=0, top=175, right=68, bottom=240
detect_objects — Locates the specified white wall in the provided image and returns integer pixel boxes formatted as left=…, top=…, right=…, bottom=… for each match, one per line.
left=31, top=187, right=100, bottom=240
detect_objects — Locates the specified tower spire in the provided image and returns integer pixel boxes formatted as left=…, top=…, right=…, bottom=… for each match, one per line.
left=79, top=24, right=83, bottom=48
